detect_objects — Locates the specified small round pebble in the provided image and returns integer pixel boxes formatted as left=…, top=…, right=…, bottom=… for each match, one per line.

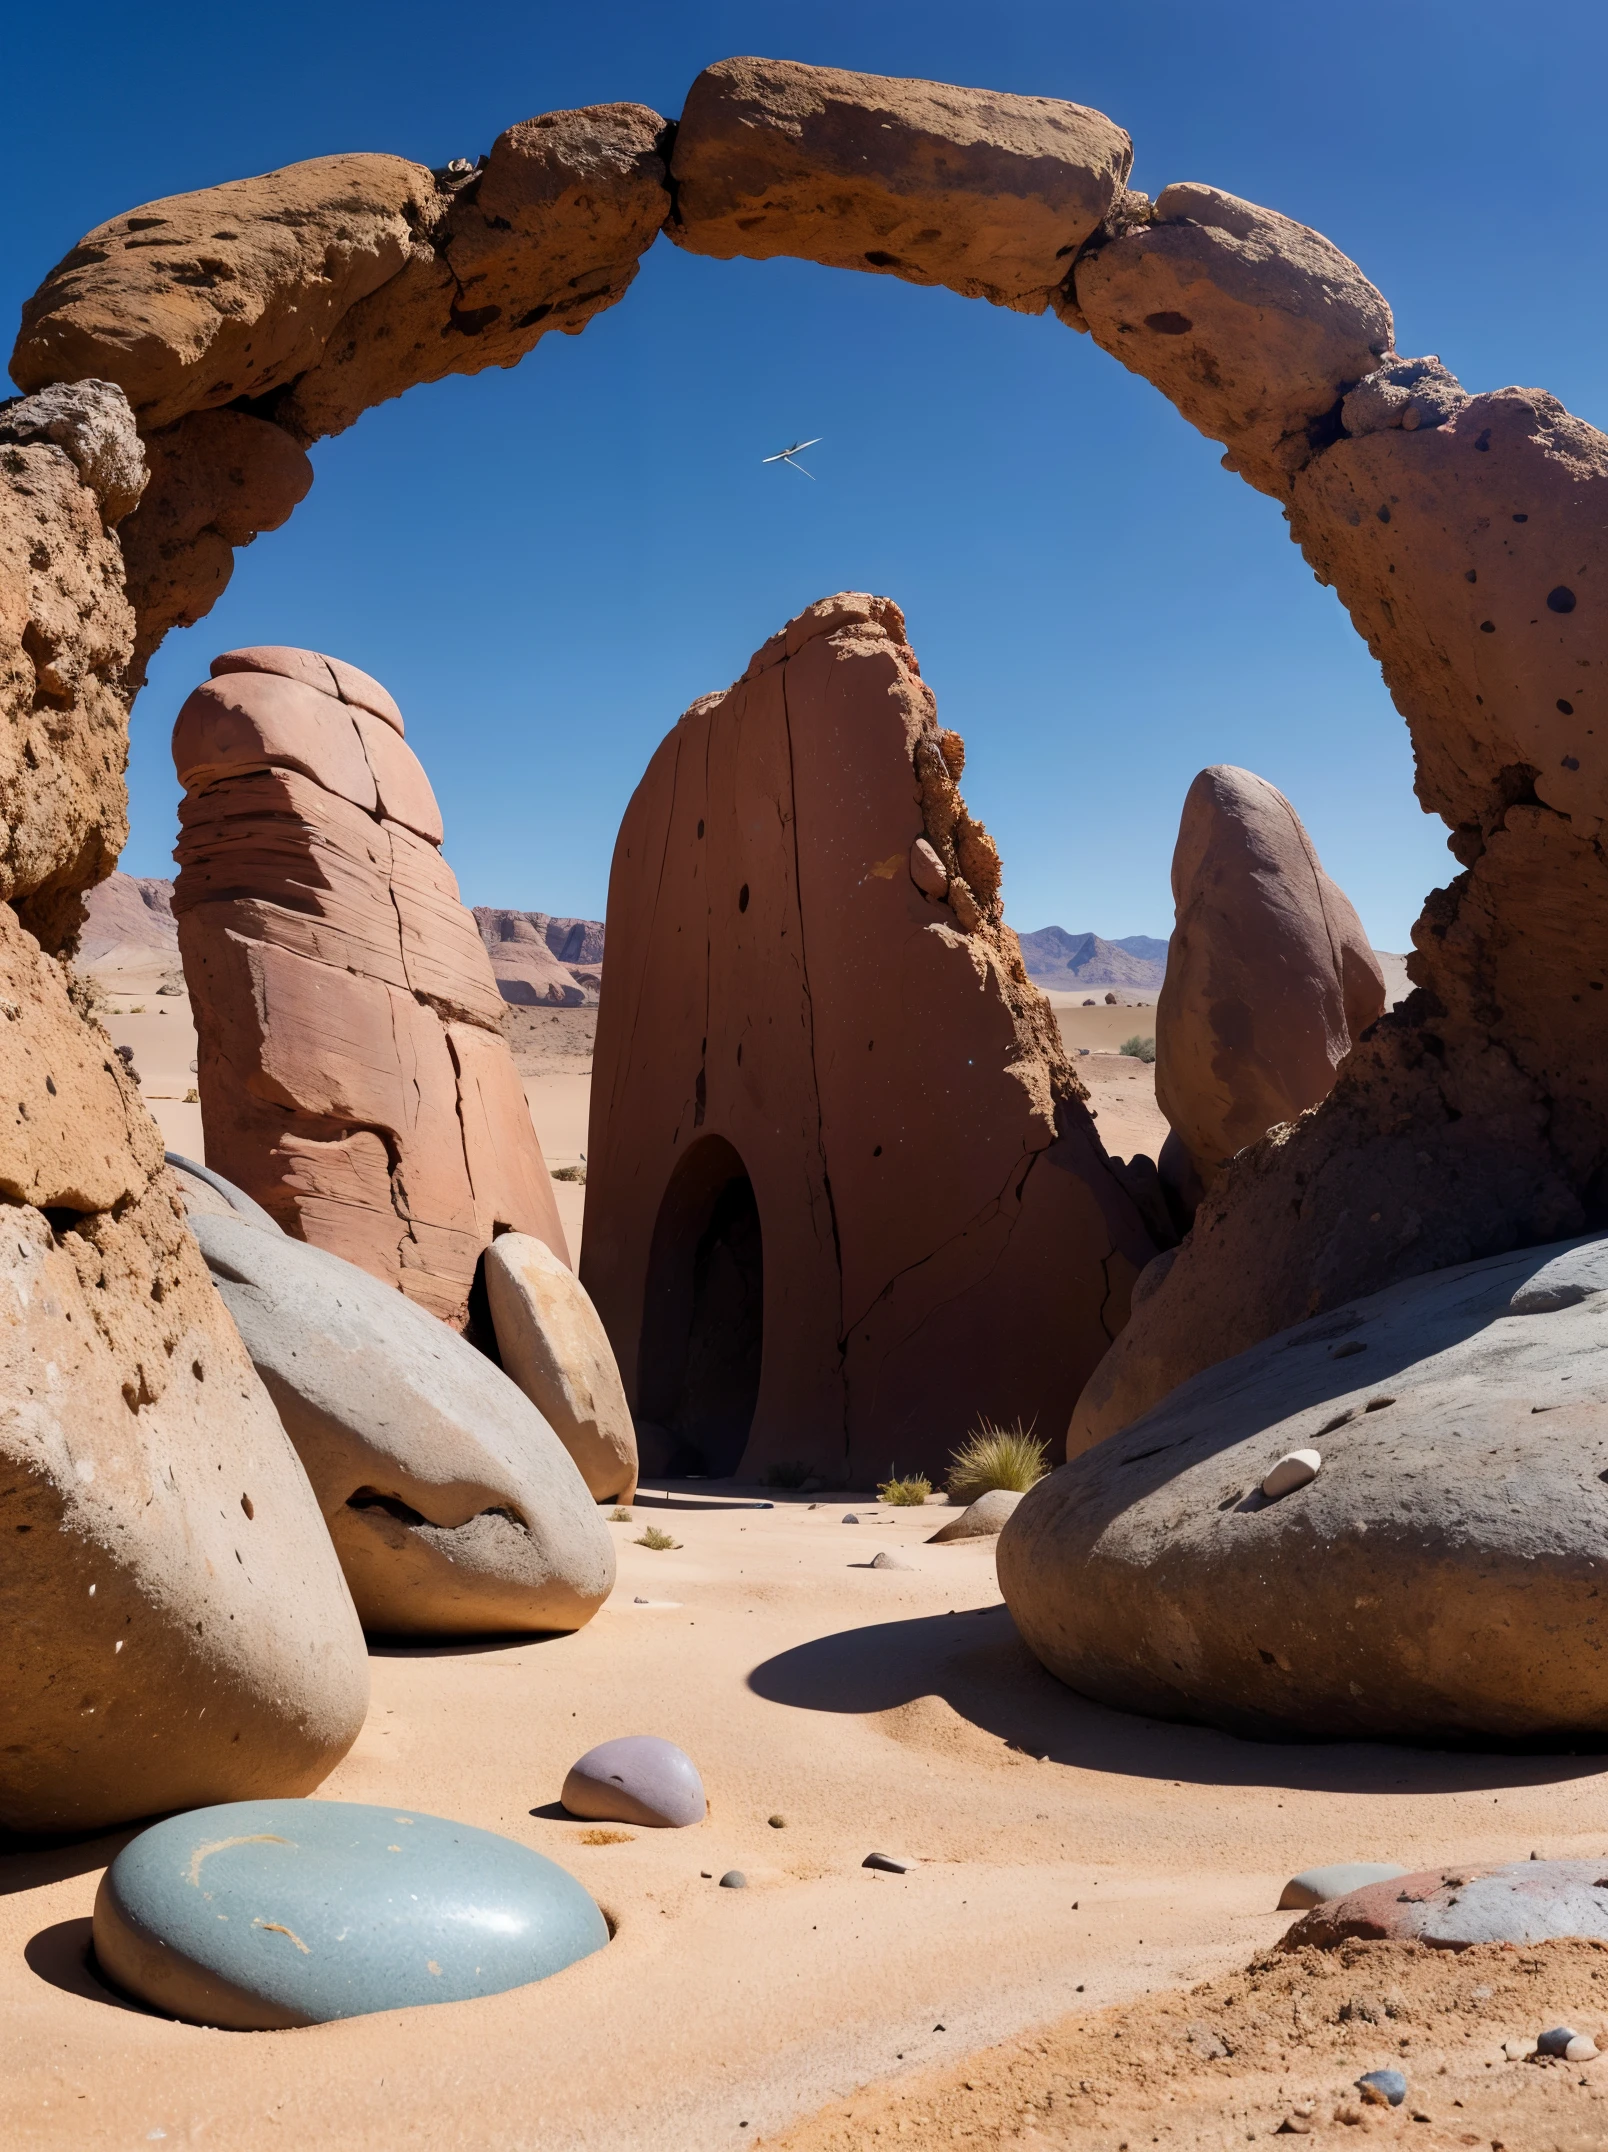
left=719, top=1870, right=747, bottom=1889
left=1538, top=2025, right=1597, bottom=2060
left=1262, top=1447, right=1322, bottom=1500
left=1355, top=2069, right=1406, bottom=2107
left=768, top=1814, right=786, bottom=1828
left=842, top=1513, right=860, bottom=1523
left=561, top=1735, right=706, bottom=1829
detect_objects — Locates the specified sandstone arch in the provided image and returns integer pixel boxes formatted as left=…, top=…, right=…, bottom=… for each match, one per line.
left=4, top=50, right=1605, bottom=1479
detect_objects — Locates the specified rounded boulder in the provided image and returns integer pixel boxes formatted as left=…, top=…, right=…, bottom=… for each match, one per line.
left=94, top=1799, right=608, bottom=2027
left=1001, top=1231, right=1608, bottom=1744
left=561, top=1735, right=706, bottom=1828
left=1283, top=1862, right=1608, bottom=1952
left=483, top=1232, right=637, bottom=1504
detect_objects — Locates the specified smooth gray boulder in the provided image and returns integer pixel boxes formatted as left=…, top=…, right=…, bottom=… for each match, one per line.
left=95, top=1798, right=608, bottom=2027
left=560, top=1735, right=706, bottom=1828
left=165, top=1150, right=282, bottom=1232
left=999, top=1231, right=1608, bottom=1744
left=192, top=1213, right=615, bottom=1635
left=1278, top=1862, right=1406, bottom=1911
left=1283, top=1861, right=1608, bottom=1951
left=927, top=1487, right=1024, bottom=1541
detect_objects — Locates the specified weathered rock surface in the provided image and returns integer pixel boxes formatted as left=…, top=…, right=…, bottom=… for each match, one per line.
left=1154, top=766, right=1384, bottom=1205
left=0, top=401, right=139, bottom=953
left=172, top=644, right=568, bottom=1329
left=927, top=1487, right=1024, bottom=1541
left=582, top=593, right=1156, bottom=1484
left=1283, top=1863, right=1608, bottom=1951
left=118, top=412, right=312, bottom=673
left=0, top=898, right=370, bottom=1830
left=1074, top=183, right=1393, bottom=496
left=1076, top=381, right=1608, bottom=1446
left=561, top=1735, right=706, bottom=1828
left=11, top=155, right=439, bottom=430
left=484, top=1232, right=637, bottom=1503
left=281, top=105, right=670, bottom=443
left=671, top=58, right=1131, bottom=314
left=1278, top=1862, right=1407, bottom=1912
left=1003, top=1231, right=1608, bottom=1744
left=193, top=1211, right=615, bottom=1635
left=0, top=377, right=147, bottom=525
left=95, top=1799, right=608, bottom=2027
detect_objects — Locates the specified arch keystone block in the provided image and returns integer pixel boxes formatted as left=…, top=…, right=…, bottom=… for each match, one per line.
left=581, top=593, right=1156, bottom=1485
left=670, top=58, right=1133, bottom=314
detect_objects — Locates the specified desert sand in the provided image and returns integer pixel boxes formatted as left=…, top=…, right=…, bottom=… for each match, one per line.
left=7, top=1492, right=1608, bottom=2149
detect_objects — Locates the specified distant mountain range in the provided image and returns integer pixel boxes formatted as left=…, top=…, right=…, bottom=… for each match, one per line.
left=1016, top=927, right=1168, bottom=991
left=473, top=908, right=606, bottom=1008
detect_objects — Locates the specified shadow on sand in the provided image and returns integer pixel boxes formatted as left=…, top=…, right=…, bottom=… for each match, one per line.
left=747, top=1603, right=1608, bottom=1797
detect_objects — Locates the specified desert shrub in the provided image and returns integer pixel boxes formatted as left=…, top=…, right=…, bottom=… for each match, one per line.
left=878, top=1474, right=933, bottom=1506
left=609, top=1507, right=633, bottom=1523
left=1119, top=1034, right=1156, bottom=1063
left=552, top=1164, right=587, bottom=1182
left=946, top=1419, right=1049, bottom=1501
left=635, top=1525, right=680, bottom=1550
left=761, top=1460, right=813, bottom=1488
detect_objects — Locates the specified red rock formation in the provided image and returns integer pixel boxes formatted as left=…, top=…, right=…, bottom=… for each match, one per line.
left=581, top=594, right=1157, bottom=1485
left=1154, top=766, right=1384, bottom=1202
left=172, top=645, right=568, bottom=1329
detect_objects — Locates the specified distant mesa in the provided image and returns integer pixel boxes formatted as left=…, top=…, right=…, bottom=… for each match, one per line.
left=79, top=871, right=178, bottom=965
left=1016, top=927, right=1167, bottom=992
left=473, top=907, right=605, bottom=1007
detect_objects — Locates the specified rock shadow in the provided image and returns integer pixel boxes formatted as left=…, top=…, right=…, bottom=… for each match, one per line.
left=25, top=1918, right=148, bottom=2014
left=0, top=1826, right=134, bottom=1899
left=747, top=1604, right=1608, bottom=1793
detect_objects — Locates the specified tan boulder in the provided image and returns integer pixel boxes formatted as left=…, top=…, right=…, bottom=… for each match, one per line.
left=1073, top=183, right=1393, bottom=495
left=484, top=1233, right=637, bottom=1503
left=282, top=105, right=671, bottom=443
left=671, top=58, right=1131, bottom=314
left=0, top=907, right=369, bottom=1832
left=118, top=412, right=312, bottom=672
left=1155, top=765, right=1384, bottom=1198
left=582, top=593, right=1157, bottom=1485
left=11, top=154, right=437, bottom=430
left=172, top=646, right=568, bottom=1330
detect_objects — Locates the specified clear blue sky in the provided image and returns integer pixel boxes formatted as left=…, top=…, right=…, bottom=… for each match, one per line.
left=5, top=1, right=1604, bottom=946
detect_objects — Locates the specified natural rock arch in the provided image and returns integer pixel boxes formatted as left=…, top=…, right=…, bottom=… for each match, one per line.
left=5, top=50, right=1606, bottom=1452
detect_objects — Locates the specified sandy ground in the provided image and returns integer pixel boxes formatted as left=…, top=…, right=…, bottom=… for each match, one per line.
left=7, top=1496, right=1608, bottom=2150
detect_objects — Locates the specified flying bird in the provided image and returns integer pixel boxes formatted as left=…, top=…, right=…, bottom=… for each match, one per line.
left=762, top=437, right=823, bottom=479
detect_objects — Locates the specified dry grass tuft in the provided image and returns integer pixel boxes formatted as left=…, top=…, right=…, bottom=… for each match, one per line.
left=946, top=1420, right=1048, bottom=1501
left=577, top=1828, right=634, bottom=1845
left=878, top=1474, right=933, bottom=1506
left=635, top=1525, right=680, bottom=1550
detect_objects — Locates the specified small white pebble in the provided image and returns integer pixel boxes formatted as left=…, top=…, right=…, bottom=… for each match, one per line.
left=1262, top=1448, right=1322, bottom=1500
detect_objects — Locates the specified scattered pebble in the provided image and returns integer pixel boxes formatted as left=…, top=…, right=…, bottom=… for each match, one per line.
left=632, top=1595, right=648, bottom=1604
left=864, top=1851, right=912, bottom=1874
left=1503, top=2037, right=1538, bottom=2060
left=1355, top=2069, right=1406, bottom=2107
left=1262, top=1448, right=1322, bottom=1500
left=768, top=1815, right=786, bottom=1829
left=561, top=1735, right=706, bottom=1829
left=719, top=1870, right=747, bottom=1889
left=867, top=1550, right=913, bottom=1570
left=1538, top=2025, right=1598, bottom=2061
left=842, top=1513, right=860, bottom=1524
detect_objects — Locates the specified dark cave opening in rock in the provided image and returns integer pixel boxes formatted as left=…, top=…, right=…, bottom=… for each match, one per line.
left=638, top=1133, right=764, bottom=1478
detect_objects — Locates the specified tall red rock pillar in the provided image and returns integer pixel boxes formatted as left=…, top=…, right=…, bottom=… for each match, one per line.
left=172, top=644, right=568, bottom=1329
left=581, top=594, right=1158, bottom=1485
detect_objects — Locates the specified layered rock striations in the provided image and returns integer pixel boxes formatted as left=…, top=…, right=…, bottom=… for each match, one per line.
left=1151, top=765, right=1383, bottom=1217
left=172, top=644, right=568, bottom=1330
left=582, top=593, right=1157, bottom=1484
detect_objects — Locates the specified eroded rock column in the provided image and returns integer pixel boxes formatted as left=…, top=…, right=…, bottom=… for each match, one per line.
left=582, top=593, right=1156, bottom=1485
left=172, top=644, right=568, bottom=1331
